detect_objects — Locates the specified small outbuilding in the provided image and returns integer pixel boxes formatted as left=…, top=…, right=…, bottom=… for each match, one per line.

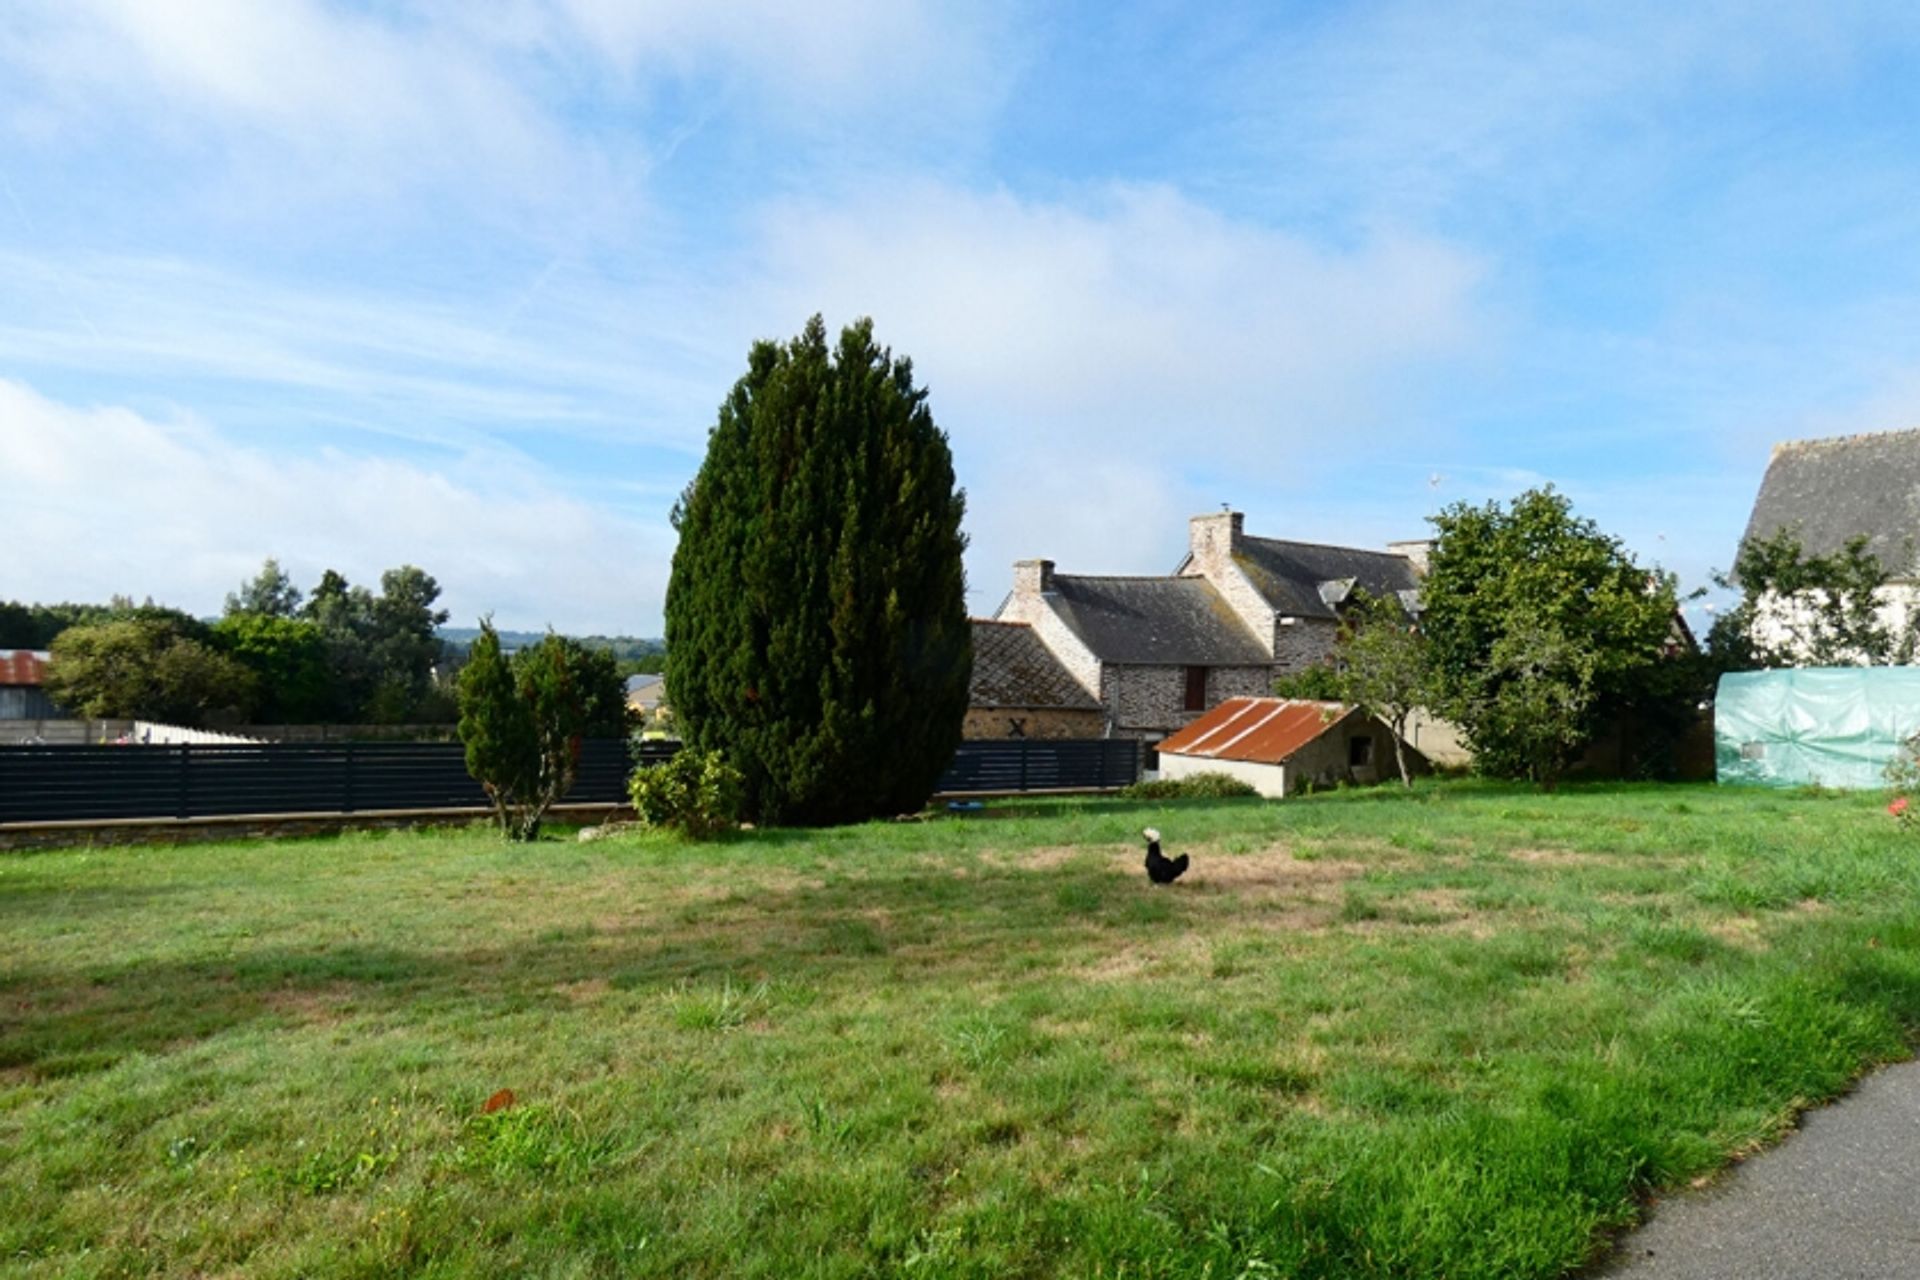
left=0, top=650, right=58, bottom=720
left=1154, top=696, right=1426, bottom=797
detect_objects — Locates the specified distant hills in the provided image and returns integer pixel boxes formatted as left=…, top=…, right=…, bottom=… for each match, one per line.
left=438, top=628, right=664, bottom=660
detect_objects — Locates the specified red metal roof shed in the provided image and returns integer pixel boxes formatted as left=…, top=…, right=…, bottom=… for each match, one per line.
left=0, top=650, right=50, bottom=686
left=1156, top=697, right=1358, bottom=764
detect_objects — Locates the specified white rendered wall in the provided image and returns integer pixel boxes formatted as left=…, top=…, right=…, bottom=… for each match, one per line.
left=1159, top=752, right=1288, bottom=798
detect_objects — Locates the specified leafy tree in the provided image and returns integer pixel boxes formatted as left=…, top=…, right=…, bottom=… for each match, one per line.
left=666, top=315, right=971, bottom=825
left=1472, top=622, right=1599, bottom=789
left=1331, top=590, right=1432, bottom=788
left=1707, top=527, right=1916, bottom=669
left=210, top=614, right=331, bottom=723
left=303, top=569, right=379, bottom=720
left=224, top=558, right=305, bottom=618
left=1271, top=663, right=1346, bottom=700
left=44, top=616, right=257, bottom=725
left=301, top=565, right=454, bottom=723
left=368, top=565, right=451, bottom=711
left=0, top=598, right=198, bottom=649
left=0, top=601, right=113, bottom=649
left=456, top=623, right=625, bottom=840
left=1423, top=488, right=1683, bottom=783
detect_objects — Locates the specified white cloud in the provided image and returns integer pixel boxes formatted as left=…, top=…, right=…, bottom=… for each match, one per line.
left=1, top=0, right=574, bottom=207
left=0, top=379, right=672, bottom=634
left=745, top=181, right=1487, bottom=603
left=0, top=1, right=1013, bottom=220
left=757, top=182, right=1484, bottom=436
left=0, top=249, right=735, bottom=452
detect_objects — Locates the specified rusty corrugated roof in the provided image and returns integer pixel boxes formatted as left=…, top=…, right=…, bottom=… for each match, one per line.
left=1156, top=696, right=1356, bottom=764
left=0, top=649, right=50, bottom=687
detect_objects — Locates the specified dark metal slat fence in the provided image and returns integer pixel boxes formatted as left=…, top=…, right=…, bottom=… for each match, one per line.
left=0, top=737, right=1135, bottom=825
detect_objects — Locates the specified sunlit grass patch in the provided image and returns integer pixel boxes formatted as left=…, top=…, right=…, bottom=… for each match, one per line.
left=4, top=781, right=1920, bottom=1277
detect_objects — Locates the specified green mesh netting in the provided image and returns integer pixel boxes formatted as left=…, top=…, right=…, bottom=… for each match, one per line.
left=1716, top=667, right=1920, bottom=789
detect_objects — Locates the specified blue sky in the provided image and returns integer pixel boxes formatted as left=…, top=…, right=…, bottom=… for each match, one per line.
left=5, top=2, right=1920, bottom=634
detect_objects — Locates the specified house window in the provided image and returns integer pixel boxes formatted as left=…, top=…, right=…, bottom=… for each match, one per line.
left=1349, top=735, right=1374, bottom=768
left=1183, top=665, right=1208, bottom=712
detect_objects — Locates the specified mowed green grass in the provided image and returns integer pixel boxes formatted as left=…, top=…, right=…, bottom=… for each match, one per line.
left=6, top=783, right=1920, bottom=1279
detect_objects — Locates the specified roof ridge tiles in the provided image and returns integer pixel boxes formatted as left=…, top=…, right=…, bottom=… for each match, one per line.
left=1053, top=572, right=1206, bottom=582
left=1771, top=426, right=1920, bottom=457
left=1240, top=533, right=1415, bottom=558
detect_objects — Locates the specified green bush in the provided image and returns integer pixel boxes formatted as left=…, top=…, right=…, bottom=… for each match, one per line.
left=1118, top=772, right=1258, bottom=800
left=629, top=748, right=744, bottom=840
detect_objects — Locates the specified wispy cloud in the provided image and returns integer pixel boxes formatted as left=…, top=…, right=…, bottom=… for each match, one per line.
left=0, top=378, right=672, bottom=632
left=749, top=180, right=1488, bottom=593
left=0, top=250, right=733, bottom=449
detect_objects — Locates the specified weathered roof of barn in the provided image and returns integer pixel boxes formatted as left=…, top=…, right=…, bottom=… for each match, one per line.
left=0, top=650, right=49, bottom=686
left=1046, top=576, right=1270, bottom=666
left=1741, top=428, right=1920, bottom=576
left=968, top=620, right=1099, bottom=710
left=1229, top=537, right=1422, bottom=620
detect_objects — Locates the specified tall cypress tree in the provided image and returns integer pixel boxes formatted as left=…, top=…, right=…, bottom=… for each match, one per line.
left=666, top=315, right=971, bottom=826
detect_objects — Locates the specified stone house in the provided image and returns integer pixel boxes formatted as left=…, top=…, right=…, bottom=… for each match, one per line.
left=1737, top=427, right=1920, bottom=661
left=1176, top=511, right=1425, bottom=672
left=993, top=511, right=1424, bottom=748
left=964, top=619, right=1104, bottom=740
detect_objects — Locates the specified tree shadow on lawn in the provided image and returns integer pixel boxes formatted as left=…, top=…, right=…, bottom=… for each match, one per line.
left=0, top=854, right=1186, bottom=1081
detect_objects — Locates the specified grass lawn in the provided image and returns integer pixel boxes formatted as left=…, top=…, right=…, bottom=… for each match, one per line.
left=6, top=782, right=1920, bottom=1278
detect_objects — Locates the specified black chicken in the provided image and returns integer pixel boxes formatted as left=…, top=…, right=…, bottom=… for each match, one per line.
left=1142, top=827, right=1190, bottom=885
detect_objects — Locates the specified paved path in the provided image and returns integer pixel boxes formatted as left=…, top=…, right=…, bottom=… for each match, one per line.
left=1595, top=1057, right=1920, bottom=1279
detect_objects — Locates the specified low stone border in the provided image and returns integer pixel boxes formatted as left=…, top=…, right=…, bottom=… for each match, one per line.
left=0, top=803, right=635, bottom=852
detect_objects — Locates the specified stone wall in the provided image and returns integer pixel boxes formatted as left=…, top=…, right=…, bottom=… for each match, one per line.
left=1272, top=618, right=1340, bottom=673
left=1099, top=663, right=1274, bottom=737
left=962, top=707, right=1106, bottom=740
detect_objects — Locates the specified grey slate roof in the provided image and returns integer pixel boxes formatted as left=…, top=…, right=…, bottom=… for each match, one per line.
left=1229, top=536, right=1421, bottom=620
left=969, top=620, right=1100, bottom=709
left=1740, top=429, right=1920, bottom=576
left=1048, top=576, right=1270, bottom=666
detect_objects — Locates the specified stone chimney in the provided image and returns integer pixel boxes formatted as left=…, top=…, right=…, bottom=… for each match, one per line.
left=1387, top=539, right=1433, bottom=576
left=1012, top=558, right=1055, bottom=596
left=1188, top=510, right=1244, bottom=576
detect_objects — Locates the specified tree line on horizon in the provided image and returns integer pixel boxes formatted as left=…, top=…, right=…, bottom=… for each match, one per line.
left=2, top=565, right=667, bottom=728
